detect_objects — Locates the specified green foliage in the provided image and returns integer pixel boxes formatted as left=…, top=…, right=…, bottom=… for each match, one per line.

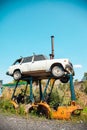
left=84, top=81, right=87, bottom=94
left=0, top=99, right=16, bottom=114
left=48, top=88, right=61, bottom=108
left=84, top=87, right=87, bottom=94
left=80, top=81, right=87, bottom=94
left=82, top=72, right=87, bottom=81
left=59, top=83, right=70, bottom=91
left=0, top=99, right=25, bottom=115
left=71, top=107, right=87, bottom=122
left=17, top=104, right=25, bottom=115
left=83, top=107, right=87, bottom=114
left=29, top=109, right=38, bottom=117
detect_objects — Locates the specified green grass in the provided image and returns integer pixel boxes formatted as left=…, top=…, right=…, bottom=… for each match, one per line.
left=0, top=99, right=16, bottom=114
left=70, top=107, right=87, bottom=122
left=0, top=99, right=26, bottom=116
left=83, top=107, right=87, bottom=113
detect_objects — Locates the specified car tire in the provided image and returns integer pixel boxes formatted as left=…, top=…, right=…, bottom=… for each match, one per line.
left=13, top=70, right=21, bottom=80
left=60, top=76, right=70, bottom=83
left=51, top=65, right=64, bottom=78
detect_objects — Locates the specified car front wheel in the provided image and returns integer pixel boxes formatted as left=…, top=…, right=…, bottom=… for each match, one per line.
left=13, top=70, right=22, bottom=80
left=51, top=65, right=64, bottom=78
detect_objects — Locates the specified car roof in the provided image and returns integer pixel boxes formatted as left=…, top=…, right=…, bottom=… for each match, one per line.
left=13, top=54, right=48, bottom=65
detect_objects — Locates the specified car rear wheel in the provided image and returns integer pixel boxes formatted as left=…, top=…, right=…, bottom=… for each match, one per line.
left=51, top=65, right=64, bottom=78
left=60, top=76, right=70, bottom=83
left=13, top=70, right=21, bottom=80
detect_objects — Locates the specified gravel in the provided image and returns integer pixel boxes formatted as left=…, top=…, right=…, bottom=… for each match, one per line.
left=0, top=114, right=87, bottom=130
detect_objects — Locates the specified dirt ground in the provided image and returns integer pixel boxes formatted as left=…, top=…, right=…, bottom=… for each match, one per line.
left=0, top=114, right=87, bottom=130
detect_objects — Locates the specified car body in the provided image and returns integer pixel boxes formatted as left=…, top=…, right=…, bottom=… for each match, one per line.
left=6, top=54, right=74, bottom=83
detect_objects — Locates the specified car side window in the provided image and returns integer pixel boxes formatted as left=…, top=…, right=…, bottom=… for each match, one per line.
left=22, top=56, right=32, bottom=63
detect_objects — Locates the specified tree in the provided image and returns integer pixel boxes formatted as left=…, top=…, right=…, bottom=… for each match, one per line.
left=82, top=72, right=87, bottom=81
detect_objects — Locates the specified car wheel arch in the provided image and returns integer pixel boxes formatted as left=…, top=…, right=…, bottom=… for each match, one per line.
left=50, top=63, right=64, bottom=71
left=13, top=69, right=21, bottom=75
left=50, top=63, right=65, bottom=78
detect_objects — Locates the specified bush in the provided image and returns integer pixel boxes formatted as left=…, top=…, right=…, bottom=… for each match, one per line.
left=48, top=88, right=61, bottom=109
left=17, top=104, right=25, bottom=115
left=84, top=86, right=87, bottom=94
left=0, top=99, right=26, bottom=115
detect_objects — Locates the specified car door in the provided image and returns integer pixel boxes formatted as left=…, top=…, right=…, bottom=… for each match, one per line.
left=19, top=57, right=32, bottom=74
left=30, top=60, right=47, bottom=73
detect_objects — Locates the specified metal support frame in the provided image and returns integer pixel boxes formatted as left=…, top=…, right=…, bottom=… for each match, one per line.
left=43, top=78, right=51, bottom=101
left=23, top=81, right=28, bottom=97
left=11, top=74, right=76, bottom=106
left=38, top=78, right=56, bottom=102
left=39, top=80, right=44, bottom=101
left=29, top=77, right=34, bottom=103
left=11, top=77, right=35, bottom=103
left=46, top=79, right=55, bottom=100
left=11, top=80, right=19, bottom=100
left=69, top=74, right=76, bottom=101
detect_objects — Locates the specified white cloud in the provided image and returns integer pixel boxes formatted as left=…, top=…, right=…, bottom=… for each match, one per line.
left=73, top=64, right=82, bottom=68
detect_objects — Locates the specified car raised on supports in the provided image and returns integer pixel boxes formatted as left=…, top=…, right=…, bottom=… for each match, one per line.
left=6, top=54, right=74, bottom=83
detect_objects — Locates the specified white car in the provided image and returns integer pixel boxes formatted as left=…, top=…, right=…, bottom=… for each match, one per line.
left=6, top=54, right=74, bottom=83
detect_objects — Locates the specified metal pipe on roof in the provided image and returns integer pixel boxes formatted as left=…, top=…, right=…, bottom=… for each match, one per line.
left=50, top=35, right=54, bottom=59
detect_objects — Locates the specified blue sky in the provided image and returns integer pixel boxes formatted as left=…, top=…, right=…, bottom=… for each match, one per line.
left=0, top=0, right=87, bottom=83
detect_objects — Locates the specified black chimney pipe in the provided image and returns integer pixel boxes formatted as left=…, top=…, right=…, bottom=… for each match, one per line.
left=49, top=35, right=54, bottom=59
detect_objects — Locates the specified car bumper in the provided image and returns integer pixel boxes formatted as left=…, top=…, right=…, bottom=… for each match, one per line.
left=65, top=65, right=75, bottom=76
left=6, top=71, right=9, bottom=75
left=6, top=71, right=12, bottom=76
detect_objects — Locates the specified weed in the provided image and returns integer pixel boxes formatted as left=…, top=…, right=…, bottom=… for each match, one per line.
left=0, top=99, right=16, bottom=114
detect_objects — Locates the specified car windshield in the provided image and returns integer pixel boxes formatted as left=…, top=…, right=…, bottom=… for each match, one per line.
left=13, top=58, right=22, bottom=65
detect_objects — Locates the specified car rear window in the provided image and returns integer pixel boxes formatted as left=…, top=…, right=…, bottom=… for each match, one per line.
left=34, top=55, right=47, bottom=61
